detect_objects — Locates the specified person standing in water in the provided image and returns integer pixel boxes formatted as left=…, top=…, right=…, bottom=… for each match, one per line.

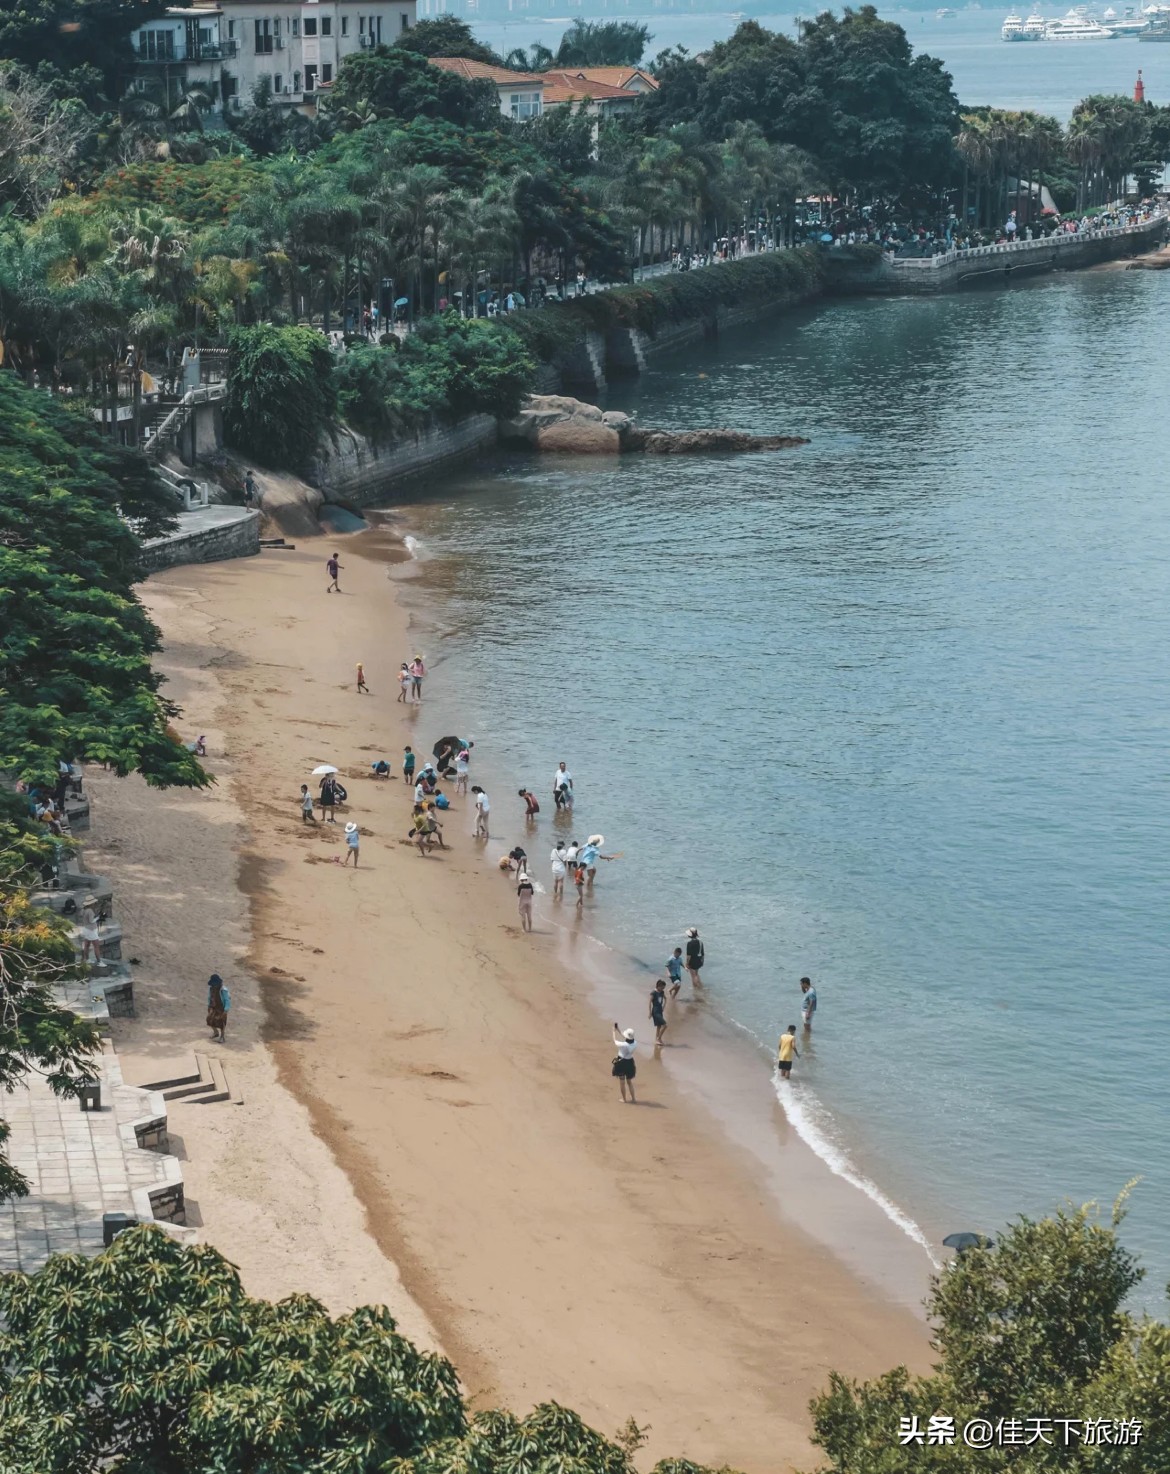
left=801, top=977, right=817, bottom=1031
left=517, top=869, right=535, bottom=932
left=777, top=1024, right=799, bottom=1080
left=455, top=747, right=470, bottom=796
left=356, top=662, right=369, bottom=694
left=612, top=1023, right=637, bottom=1103
left=685, top=927, right=705, bottom=988
left=553, top=762, right=573, bottom=810
left=326, top=554, right=343, bottom=593
left=550, top=841, right=568, bottom=899
left=472, top=785, right=490, bottom=839
left=665, top=947, right=685, bottom=999
left=409, top=655, right=426, bottom=702
left=397, top=664, right=411, bottom=703
left=649, top=979, right=668, bottom=1045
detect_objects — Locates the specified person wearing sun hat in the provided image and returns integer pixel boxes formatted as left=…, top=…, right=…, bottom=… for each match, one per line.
left=685, top=927, right=705, bottom=989
left=611, top=1023, right=638, bottom=1103
left=343, top=820, right=360, bottom=867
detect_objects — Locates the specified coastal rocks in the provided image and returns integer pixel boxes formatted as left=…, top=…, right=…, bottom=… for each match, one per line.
left=501, top=395, right=623, bottom=454
left=621, top=426, right=809, bottom=455
left=500, top=394, right=807, bottom=457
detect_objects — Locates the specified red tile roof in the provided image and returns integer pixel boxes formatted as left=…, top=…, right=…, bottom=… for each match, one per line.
left=429, top=56, right=545, bottom=86
left=541, top=71, right=640, bottom=104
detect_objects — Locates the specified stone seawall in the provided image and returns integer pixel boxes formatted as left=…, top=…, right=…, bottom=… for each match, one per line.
left=140, top=507, right=261, bottom=575
left=309, top=415, right=498, bottom=508
left=825, top=215, right=1167, bottom=296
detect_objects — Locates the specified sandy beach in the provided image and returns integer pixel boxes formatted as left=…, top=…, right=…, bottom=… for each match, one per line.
left=90, top=531, right=933, bottom=1473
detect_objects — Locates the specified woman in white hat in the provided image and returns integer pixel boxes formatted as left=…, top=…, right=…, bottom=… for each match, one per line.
left=611, top=1023, right=637, bottom=1103
left=343, top=821, right=360, bottom=867
left=516, top=868, right=535, bottom=932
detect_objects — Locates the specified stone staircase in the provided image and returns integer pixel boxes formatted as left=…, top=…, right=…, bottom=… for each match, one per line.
left=140, top=1053, right=240, bottom=1107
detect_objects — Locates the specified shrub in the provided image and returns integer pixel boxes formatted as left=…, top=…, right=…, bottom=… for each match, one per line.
left=225, top=323, right=337, bottom=470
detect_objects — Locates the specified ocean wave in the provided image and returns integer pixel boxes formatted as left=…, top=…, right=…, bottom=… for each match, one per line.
left=772, top=1076, right=941, bottom=1266
left=403, top=534, right=422, bottom=558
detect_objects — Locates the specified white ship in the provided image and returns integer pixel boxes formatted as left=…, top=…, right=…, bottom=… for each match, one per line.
left=1003, top=10, right=1046, bottom=37
left=1023, top=11, right=1048, bottom=34
left=1002, top=11, right=1026, bottom=37
left=1045, top=8, right=1118, bottom=34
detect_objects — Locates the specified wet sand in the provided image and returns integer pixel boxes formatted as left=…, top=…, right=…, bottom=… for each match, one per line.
left=97, top=536, right=932, bottom=1472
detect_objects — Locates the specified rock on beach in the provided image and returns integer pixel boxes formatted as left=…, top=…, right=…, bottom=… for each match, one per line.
left=500, top=394, right=808, bottom=456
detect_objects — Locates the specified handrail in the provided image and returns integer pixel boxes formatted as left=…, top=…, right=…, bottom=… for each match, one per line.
left=888, top=211, right=1165, bottom=270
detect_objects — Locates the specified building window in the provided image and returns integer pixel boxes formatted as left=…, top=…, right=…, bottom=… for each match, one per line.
left=274, top=73, right=283, bottom=91
left=292, top=68, right=301, bottom=89
left=510, top=91, right=541, bottom=119
left=140, top=29, right=176, bottom=59
left=228, top=18, right=235, bottom=38
left=302, top=16, right=317, bottom=35
left=401, top=12, right=409, bottom=29
left=321, top=16, right=331, bottom=34
left=358, top=15, right=364, bottom=31
left=292, top=17, right=299, bottom=35
left=340, top=14, right=347, bottom=34
left=321, top=62, right=332, bottom=82
left=254, top=18, right=273, bottom=52
left=304, top=62, right=317, bottom=90
left=375, top=15, right=382, bottom=40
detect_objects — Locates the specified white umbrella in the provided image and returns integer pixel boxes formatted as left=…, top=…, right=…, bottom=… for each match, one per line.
left=311, top=764, right=339, bottom=776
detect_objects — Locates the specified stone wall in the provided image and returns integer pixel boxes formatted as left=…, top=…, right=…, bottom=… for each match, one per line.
left=310, top=415, right=498, bottom=507
left=139, top=509, right=261, bottom=575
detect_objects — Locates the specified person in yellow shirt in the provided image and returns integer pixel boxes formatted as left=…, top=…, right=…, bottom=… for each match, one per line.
left=777, top=1025, right=800, bottom=1080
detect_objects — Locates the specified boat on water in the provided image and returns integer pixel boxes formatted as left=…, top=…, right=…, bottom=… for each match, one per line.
left=1002, top=10, right=1045, bottom=37
left=936, top=7, right=957, bottom=16
left=1045, top=9, right=1118, bottom=35
left=1138, top=15, right=1170, bottom=36
left=1102, top=4, right=1152, bottom=31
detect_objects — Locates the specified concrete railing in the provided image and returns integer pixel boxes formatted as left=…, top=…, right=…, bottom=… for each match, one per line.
left=889, top=212, right=1165, bottom=271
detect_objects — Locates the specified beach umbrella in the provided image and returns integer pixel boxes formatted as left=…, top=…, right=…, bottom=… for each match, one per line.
left=432, top=735, right=463, bottom=758
left=943, top=1232, right=993, bottom=1254
left=394, top=297, right=409, bottom=308
left=311, top=764, right=339, bottom=776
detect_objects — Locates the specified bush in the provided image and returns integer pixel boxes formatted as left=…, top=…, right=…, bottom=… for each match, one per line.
left=332, top=315, right=535, bottom=443
left=225, top=323, right=337, bottom=470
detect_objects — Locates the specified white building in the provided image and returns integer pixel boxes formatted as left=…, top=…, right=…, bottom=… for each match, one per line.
left=130, top=0, right=416, bottom=118
left=428, top=56, right=544, bottom=119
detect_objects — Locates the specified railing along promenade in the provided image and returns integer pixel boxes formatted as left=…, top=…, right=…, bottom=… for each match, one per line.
left=887, top=209, right=1166, bottom=273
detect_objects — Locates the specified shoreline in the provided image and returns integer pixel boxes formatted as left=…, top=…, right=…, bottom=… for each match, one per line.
left=125, top=536, right=932, bottom=1471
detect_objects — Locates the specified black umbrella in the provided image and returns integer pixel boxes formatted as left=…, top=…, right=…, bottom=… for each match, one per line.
left=943, top=1232, right=993, bottom=1254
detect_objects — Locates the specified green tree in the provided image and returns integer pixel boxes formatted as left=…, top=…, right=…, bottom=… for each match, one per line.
left=0, top=374, right=200, bottom=788
left=809, top=1197, right=1153, bottom=1472
left=554, top=18, right=652, bottom=67
left=0, top=799, right=101, bottom=1203
left=224, top=322, right=336, bottom=470
left=324, top=45, right=498, bottom=130
left=0, top=1224, right=736, bottom=1474
left=396, top=15, right=501, bottom=64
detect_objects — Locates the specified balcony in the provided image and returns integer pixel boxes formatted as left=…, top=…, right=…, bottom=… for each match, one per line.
left=135, top=39, right=238, bottom=63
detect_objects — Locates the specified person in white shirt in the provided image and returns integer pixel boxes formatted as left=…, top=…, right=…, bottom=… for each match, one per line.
left=471, top=785, right=490, bottom=839
left=611, top=1024, right=637, bottom=1103
left=553, top=762, right=573, bottom=810
left=550, top=843, right=568, bottom=899
left=455, top=747, right=470, bottom=796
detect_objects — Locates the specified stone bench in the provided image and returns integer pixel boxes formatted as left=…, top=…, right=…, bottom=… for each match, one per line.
left=64, top=796, right=90, bottom=833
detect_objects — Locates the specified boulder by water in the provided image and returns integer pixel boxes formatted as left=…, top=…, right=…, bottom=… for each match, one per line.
left=500, top=395, right=807, bottom=456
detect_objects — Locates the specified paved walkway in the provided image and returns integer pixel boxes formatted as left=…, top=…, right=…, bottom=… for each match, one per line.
left=0, top=1048, right=183, bottom=1274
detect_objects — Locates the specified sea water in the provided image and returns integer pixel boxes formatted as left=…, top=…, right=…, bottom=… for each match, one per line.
left=391, top=266, right=1170, bottom=1304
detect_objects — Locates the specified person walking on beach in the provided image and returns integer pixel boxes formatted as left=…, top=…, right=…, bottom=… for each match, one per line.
left=397, top=664, right=411, bottom=703
left=403, top=746, right=416, bottom=789
left=517, top=869, right=535, bottom=932
left=777, top=1024, right=799, bottom=1081
left=685, top=927, right=705, bottom=988
left=573, top=860, right=587, bottom=911
left=666, top=946, right=685, bottom=998
left=553, top=762, right=573, bottom=810
left=472, top=785, right=490, bottom=839
left=300, top=785, right=316, bottom=823
left=649, top=978, right=668, bottom=1045
left=551, top=841, right=568, bottom=899
left=206, top=973, right=230, bottom=1042
left=409, top=655, right=426, bottom=702
left=612, top=1023, right=637, bottom=1103
left=343, top=821, right=360, bottom=867
left=801, top=977, right=817, bottom=1031
left=326, top=554, right=343, bottom=593
left=319, top=774, right=339, bottom=824
left=356, top=662, right=369, bottom=694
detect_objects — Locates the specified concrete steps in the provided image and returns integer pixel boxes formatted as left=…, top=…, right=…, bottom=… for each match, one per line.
left=140, top=1052, right=236, bottom=1106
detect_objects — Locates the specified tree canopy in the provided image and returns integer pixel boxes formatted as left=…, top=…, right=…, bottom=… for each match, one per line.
left=396, top=15, right=502, bottom=65
left=0, top=1224, right=733, bottom=1474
